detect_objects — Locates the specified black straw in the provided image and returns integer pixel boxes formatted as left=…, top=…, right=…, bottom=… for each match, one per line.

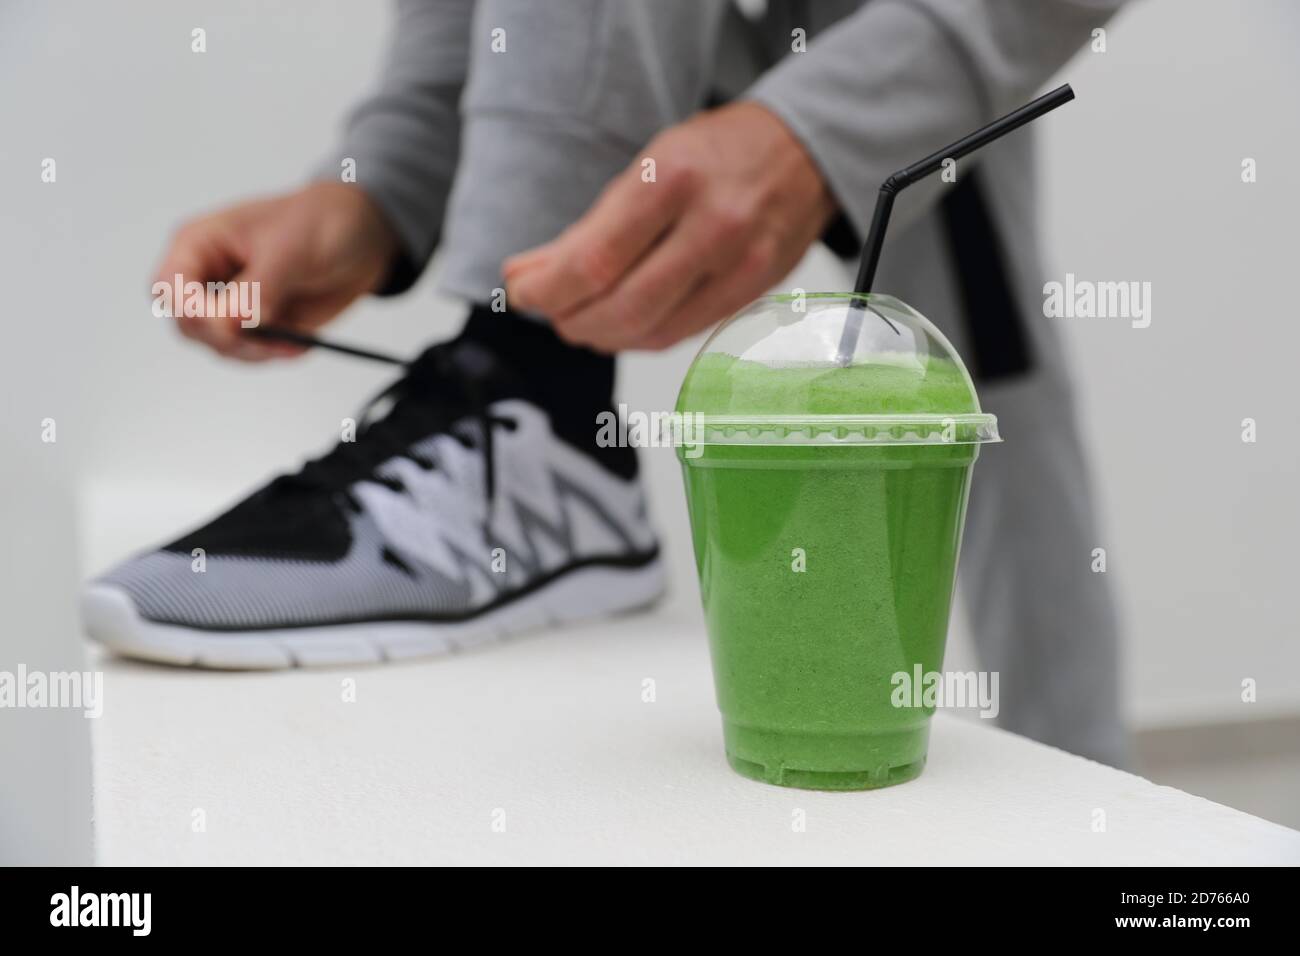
left=852, top=83, right=1075, bottom=295
left=837, top=84, right=1075, bottom=363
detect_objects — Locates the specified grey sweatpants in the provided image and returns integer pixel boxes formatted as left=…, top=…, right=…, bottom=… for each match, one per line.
left=324, top=0, right=1129, bottom=766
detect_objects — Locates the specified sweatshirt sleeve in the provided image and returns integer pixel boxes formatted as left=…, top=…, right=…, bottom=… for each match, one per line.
left=315, top=0, right=473, bottom=294
left=746, top=0, right=1128, bottom=240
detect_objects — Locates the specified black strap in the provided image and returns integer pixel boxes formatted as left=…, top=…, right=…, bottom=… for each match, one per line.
left=937, top=170, right=1034, bottom=382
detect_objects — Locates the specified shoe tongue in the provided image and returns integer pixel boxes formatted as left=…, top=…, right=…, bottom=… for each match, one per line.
left=404, top=338, right=534, bottom=408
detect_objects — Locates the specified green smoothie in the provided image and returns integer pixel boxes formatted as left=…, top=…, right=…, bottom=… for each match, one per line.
left=677, top=345, right=986, bottom=790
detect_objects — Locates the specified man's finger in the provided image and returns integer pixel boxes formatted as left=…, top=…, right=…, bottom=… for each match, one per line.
left=505, top=164, right=688, bottom=316
left=169, top=255, right=294, bottom=362
left=154, top=221, right=246, bottom=353
left=556, top=272, right=703, bottom=355
left=553, top=207, right=746, bottom=347
left=215, top=258, right=299, bottom=359
left=632, top=242, right=778, bottom=351
left=152, top=221, right=243, bottom=296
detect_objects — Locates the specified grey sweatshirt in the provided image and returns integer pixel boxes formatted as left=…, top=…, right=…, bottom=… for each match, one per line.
left=320, top=0, right=1124, bottom=316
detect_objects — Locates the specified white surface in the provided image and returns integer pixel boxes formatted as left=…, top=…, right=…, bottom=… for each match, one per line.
left=91, top=607, right=1300, bottom=867
left=0, top=462, right=93, bottom=865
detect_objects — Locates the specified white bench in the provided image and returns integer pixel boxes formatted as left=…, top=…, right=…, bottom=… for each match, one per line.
left=90, top=607, right=1300, bottom=866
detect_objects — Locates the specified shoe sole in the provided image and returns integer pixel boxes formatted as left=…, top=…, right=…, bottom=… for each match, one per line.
left=81, top=558, right=667, bottom=670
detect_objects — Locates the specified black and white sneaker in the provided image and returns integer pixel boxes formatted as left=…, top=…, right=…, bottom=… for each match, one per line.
left=82, top=321, right=665, bottom=669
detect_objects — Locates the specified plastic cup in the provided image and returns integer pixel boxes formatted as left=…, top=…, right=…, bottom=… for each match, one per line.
left=675, top=293, right=999, bottom=790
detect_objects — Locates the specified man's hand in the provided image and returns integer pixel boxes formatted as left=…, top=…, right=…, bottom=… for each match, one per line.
left=155, top=181, right=399, bottom=361
left=503, top=102, right=837, bottom=353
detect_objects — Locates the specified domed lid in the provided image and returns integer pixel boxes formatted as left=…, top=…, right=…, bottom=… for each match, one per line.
left=674, top=293, right=999, bottom=445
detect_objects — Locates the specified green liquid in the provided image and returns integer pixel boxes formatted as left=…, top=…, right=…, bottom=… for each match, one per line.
left=678, top=354, right=981, bottom=790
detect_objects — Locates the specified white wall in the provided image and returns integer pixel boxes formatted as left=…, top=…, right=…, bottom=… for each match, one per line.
left=4, top=0, right=1297, bottom=731
left=1039, top=0, right=1300, bottom=723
